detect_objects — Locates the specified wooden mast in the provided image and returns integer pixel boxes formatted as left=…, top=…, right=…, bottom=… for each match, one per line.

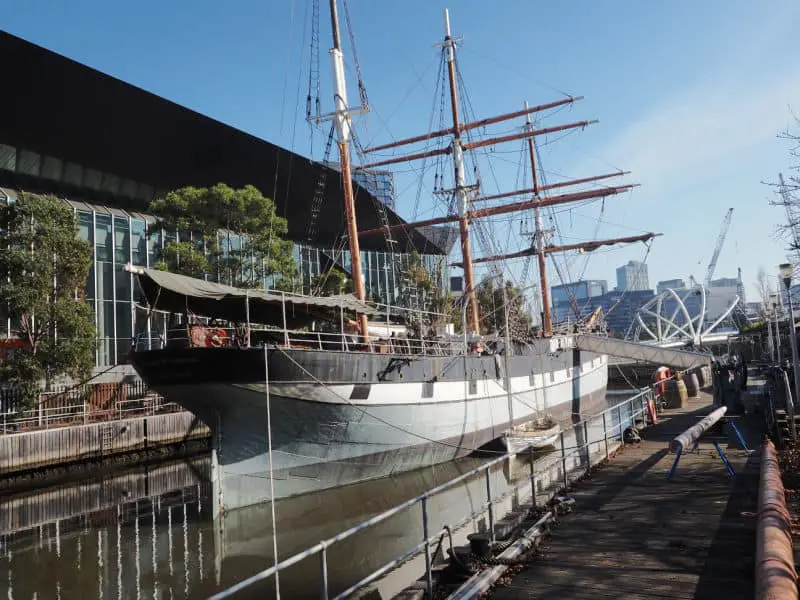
left=442, top=9, right=480, bottom=334
left=327, top=0, right=370, bottom=340
left=524, top=102, right=553, bottom=337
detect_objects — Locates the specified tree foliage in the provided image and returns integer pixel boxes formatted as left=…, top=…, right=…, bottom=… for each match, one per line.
left=392, top=252, right=459, bottom=334
left=476, top=276, right=533, bottom=338
left=311, top=268, right=352, bottom=296
left=149, top=184, right=295, bottom=289
left=769, top=118, right=800, bottom=254
left=0, top=193, right=96, bottom=406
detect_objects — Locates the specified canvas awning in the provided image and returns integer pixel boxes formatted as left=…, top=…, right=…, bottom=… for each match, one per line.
left=126, top=265, right=376, bottom=327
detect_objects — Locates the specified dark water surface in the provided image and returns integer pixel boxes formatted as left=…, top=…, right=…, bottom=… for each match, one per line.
left=0, top=392, right=639, bottom=599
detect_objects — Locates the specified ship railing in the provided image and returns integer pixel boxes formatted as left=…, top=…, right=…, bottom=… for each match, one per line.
left=208, top=386, right=660, bottom=600
left=138, top=326, right=470, bottom=357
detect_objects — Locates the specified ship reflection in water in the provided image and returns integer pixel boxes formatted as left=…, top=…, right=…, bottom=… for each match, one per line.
left=0, top=393, right=638, bottom=599
left=0, top=454, right=517, bottom=599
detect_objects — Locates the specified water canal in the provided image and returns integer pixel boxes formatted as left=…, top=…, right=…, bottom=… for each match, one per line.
left=0, top=391, right=640, bottom=599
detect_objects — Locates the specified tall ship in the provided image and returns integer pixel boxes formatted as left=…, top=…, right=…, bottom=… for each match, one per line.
left=129, top=1, right=659, bottom=514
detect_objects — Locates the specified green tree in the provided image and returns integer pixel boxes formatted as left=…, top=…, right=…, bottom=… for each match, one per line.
left=311, top=268, right=351, bottom=296
left=0, top=193, right=96, bottom=406
left=397, top=252, right=434, bottom=310
left=149, top=183, right=295, bottom=288
left=476, top=276, right=533, bottom=338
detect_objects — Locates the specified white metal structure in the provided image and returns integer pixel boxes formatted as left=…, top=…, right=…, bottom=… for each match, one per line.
left=627, top=286, right=740, bottom=347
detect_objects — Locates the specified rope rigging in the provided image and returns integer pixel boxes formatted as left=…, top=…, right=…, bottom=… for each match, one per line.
left=307, top=0, right=322, bottom=126
left=341, top=0, right=368, bottom=109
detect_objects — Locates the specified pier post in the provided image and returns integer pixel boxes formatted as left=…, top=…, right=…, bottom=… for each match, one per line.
left=421, top=496, right=433, bottom=598
left=583, top=420, right=590, bottom=474
left=319, top=543, right=329, bottom=600
left=485, top=470, right=495, bottom=543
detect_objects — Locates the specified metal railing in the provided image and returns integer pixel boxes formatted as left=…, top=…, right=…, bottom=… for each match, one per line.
left=138, top=325, right=472, bottom=357
left=0, top=381, right=176, bottom=434
left=209, top=387, right=656, bottom=600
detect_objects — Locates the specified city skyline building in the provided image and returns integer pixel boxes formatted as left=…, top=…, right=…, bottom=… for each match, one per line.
left=656, top=278, right=686, bottom=294
left=550, top=280, right=608, bottom=323
left=616, top=260, right=649, bottom=291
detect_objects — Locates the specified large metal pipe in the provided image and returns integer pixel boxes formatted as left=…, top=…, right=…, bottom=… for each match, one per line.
left=669, top=406, right=727, bottom=454
left=756, top=440, right=798, bottom=600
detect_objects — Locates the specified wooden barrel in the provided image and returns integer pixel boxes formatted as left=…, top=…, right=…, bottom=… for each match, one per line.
left=684, top=372, right=700, bottom=398
left=663, top=379, right=688, bottom=409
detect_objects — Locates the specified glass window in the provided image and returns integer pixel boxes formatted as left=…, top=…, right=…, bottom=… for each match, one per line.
left=131, top=219, right=147, bottom=266
left=16, top=149, right=40, bottom=176
left=0, top=301, right=8, bottom=337
left=147, top=228, right=162, bottom=266
left=97, top=262, right=114, bottom=301
left=84, top=168, right=102, bottom=190
left=40, top=156, right=63, bottom=181
left=95, top=214, right=112, bottom=262
left=114, top=216, right=130, bottom=264
left=115, top=265, right=132, bottom=300
left=101, top=173, right=120, bottom=195
left=0, top=144, right=16, bottom=171
left=63, top=162, right=83, bottom=187
left=116, top=301, right=133, bottom=341
left=77, top=211, right=93, bottom=244
left=96, top=300, right=116, bottom=364
left=85, top=264, right=96, bottom=300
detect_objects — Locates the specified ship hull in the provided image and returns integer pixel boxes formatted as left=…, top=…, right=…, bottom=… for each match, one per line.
left=130, top=337, right=607, bottom=513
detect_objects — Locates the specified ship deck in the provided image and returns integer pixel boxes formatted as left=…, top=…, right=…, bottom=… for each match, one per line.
left=488, top=392, right=763, bottom=600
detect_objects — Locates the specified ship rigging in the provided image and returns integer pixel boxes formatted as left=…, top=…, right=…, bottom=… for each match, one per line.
left=310, top=5, right=661, bottom=340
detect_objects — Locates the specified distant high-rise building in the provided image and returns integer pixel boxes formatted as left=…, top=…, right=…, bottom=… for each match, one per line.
left=616, top=260, right=649, bottom=291
left=550, top=280, right=607, bottom=322
left=656, top=278, right=686, bottom=294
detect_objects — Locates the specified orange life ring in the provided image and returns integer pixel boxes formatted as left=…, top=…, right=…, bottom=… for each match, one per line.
left=205, top=328, right=228, bottom=348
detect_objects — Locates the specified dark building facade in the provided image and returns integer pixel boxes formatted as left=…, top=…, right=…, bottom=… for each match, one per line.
left=0, top=31, right=452, bottom=368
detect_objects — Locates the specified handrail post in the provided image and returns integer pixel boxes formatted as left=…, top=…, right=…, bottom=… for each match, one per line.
left=602, top=412, right=609, bottom=459
left=529, top=449, right=537, bottom=509
left=281, top=291, right=289, bottom=347
left=560, top=431, right=568, bottom=489
left=616, top=405, right=623, bottom=441
left=319, top=543, right=329, bottom=600
left=422, top=496, right=433, bottom=598
left=485, top=469, right=495, bottom=543
left=583, top=419, right=590, bottom=473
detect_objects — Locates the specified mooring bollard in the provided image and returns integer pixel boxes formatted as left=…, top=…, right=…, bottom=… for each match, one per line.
left=667, top=406, right=730, bottom=481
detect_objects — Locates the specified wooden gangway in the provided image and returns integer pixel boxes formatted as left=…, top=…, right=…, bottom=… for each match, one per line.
left=576, top=334, right=711, bottom=370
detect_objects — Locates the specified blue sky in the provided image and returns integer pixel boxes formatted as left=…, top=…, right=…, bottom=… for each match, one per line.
left=3, top=0, right=800, bottom=302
